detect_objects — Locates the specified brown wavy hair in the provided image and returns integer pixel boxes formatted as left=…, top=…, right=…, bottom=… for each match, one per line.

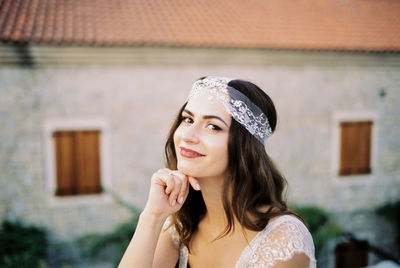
left=164, top=77, right=299, bottom=251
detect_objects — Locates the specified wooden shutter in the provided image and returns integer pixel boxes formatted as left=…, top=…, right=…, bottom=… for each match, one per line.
left=53, top=130, right=102, bottom=196
left=339, top=121, right=372, bottom=176
left=75, top=131, right=102, bottom=194
left=54, top=131, right=77, bottom=195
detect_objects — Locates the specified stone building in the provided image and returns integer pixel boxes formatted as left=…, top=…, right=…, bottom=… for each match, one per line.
left=1, top=0, right=399, bottom=265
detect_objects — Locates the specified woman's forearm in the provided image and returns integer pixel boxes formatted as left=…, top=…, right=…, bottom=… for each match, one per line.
left=118, top=169, right=199, bottom=267
left=118, top=210, right=167, bottom=268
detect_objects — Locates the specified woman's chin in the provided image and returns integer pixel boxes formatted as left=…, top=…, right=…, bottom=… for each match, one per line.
left=177, top=163, right=202, bottom=177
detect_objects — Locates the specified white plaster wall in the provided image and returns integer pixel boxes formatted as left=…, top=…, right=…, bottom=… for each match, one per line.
left=0, top=50, right=399, bottom=242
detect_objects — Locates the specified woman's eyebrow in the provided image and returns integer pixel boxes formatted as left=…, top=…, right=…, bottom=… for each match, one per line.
left=183, top=109, right=229, bottom=127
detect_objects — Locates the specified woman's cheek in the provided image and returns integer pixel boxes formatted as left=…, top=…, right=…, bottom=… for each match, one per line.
left=173, top=127, right=182, bottom=145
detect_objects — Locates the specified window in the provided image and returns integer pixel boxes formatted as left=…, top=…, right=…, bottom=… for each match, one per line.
left=339, top=121, right=372, bottom=176
left=53, top=130, right=102, bottom=196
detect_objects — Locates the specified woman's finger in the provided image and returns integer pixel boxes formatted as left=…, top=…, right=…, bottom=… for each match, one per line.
left=188, top=176, right=201, bottom=191
left=151, top=168, right=170, bottom=186
left=181, top=180, right=190, bottom=202
left=164, top=174, right=175, bottom=195
left=169, top=171, right=189, bottom=204
left=177, top=176, right=188, bottom=205
left=168, top=175, right=183, bottom=206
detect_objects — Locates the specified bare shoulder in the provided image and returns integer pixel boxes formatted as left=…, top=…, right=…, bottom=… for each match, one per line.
left=271, top=253, right=310, bottom=268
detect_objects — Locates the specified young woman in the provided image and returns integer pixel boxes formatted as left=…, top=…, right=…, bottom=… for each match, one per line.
left=119, top=76, right=316, bottom=268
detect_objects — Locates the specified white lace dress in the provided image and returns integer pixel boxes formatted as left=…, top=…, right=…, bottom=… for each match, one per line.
left=163, top=215, right=316, bottom=268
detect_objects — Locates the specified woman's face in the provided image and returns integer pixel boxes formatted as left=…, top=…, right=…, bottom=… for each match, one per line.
left=173, top=94, right=231, bottom=179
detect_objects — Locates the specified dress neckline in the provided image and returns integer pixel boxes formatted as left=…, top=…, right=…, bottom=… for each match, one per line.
left=234, top=215, right=296, bottom=267
left=183, top=215, right=299, bottom=268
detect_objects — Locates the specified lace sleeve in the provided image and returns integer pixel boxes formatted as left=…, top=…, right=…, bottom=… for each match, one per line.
left=236, top=215, right=316, bottom=268
left=162, top=216, right=180, bottom=250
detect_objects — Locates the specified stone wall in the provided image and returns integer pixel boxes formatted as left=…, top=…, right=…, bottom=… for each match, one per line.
left=0, top=48, right=399, bottom=247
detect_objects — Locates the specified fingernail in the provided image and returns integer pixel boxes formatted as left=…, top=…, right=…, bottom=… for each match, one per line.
left=178, top=196, right=184, bottom=204
left=171, top=200, right=176, bottom=206
left=195, top=183, right=201, bottom=190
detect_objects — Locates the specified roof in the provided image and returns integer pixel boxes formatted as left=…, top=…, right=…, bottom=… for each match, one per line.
left=1, top=0, right=400, bottom=52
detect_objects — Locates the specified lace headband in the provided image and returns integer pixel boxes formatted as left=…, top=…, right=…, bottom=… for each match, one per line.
left=188, top=76, right=273, bottom=143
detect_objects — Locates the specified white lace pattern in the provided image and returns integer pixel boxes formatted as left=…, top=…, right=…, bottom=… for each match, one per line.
left=188, top=76, right=272, bottom=143
left=163, top=215, right=316, bottom=268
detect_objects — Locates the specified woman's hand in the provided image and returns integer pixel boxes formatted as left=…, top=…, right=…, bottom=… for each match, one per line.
left=120, top=168, right=198, bottom=268
left=143, top=168, right=201, bottom=219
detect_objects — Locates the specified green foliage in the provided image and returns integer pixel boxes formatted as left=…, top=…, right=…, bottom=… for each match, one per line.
left=294, top=206, right=329, bottom=234
left=376, top=199, right=400, bottom=254
left=312, top=222, right=343, bottom=254
left=78, top=190, right=140, bottom=267
left=36, top=260, right=71, bottom=268
left=0, top=220, right=48, bottom=268
left=294, top=205, right=344, bottom=258
left=376, top=200, right=400, bottom=226
left=78, top=215, right=138, bottom=264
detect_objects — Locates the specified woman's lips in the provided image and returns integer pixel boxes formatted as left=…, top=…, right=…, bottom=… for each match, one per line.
left=179, top=147, right=204, bottom=158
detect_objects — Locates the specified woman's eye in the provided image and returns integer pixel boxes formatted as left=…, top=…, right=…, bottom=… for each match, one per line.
left=181, top=116, right=221, bottom=131
left=182, top=116, right=193, bottom=123
left=207, top=124, right=222, bottom=131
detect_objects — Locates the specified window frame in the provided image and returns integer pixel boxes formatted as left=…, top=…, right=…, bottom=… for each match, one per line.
left=44, top=118, right=112, bottom=206
left=331, top=112, right=378, bottom=184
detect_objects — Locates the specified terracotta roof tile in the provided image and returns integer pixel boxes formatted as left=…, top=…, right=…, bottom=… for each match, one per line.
left=0, top=0, right=399, bottom=51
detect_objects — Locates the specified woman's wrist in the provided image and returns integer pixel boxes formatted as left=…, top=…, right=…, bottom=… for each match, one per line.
left=140, top=208, right=169, bottom=225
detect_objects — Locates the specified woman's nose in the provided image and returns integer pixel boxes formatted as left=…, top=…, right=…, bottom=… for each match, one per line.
left=181, top=124, right=200, bottom=143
